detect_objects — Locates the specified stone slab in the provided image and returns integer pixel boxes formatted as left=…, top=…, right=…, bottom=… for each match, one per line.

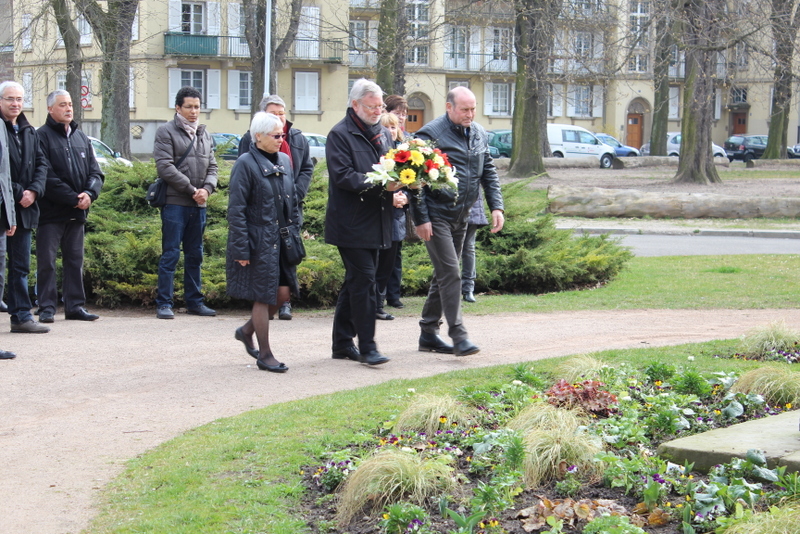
left=658, top=410, right=800, bottom=473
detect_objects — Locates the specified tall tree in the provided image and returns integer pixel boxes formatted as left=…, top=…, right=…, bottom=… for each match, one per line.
left=242, top=0, right=304, bottom=113
left=672, top=0, right=726, bottom=184
left=376, top=0, right=406, bottom=94
left=648, top=2, right=676, bottom=157
left=763, top=0, right=800, bottom=159
left=73, top=0, right=137, bottom=157
left=507, top=0, right=563, bottom=177
left=51, top=0, right=83, bottom=123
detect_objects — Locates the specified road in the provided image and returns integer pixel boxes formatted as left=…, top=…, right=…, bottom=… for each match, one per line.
left=620, top=234, right=800, bottom=256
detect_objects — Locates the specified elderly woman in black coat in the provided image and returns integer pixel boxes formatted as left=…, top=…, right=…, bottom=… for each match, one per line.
left=227, top=112, right=299, bottom=373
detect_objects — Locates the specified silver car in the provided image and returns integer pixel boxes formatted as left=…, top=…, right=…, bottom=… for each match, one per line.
left=641, top=132, right=725, bottom=158
left=302, top=133, right=327, bottom=165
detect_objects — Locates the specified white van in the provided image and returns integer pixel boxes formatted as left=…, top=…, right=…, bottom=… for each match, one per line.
left=547, top=124, right=616, bottom=168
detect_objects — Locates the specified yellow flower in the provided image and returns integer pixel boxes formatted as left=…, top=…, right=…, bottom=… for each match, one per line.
left=399, top=168, right=417, bottom=184
left=383, top=513, right=390, bottom=520
left=439, top=416, right=448, bottom=423
left=786, top=403, right=793, bottom=409
left=665, top=502, right=672, bottom=507
left=655, top=380, right=663, bottom=386
left=408, top=150, right=425, bottom=166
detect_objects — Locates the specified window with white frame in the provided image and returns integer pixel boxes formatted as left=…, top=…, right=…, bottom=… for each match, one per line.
left=22, top=72, right=33, bottom=108
left=57, top=70, right=93, bottom=107
left=491, top=28, right=512, bottom=61
left=448, top=80, right=469, bottom=91
left=485, top=82, right=512, bottom=115
left=21, top=14, right=32, bottom=51
left=734, top=42, right=748, bottom=69
left=448, top=26, right=467, bottom=61
left=168, top=68, right=220, bottom=108
left=668, top=86, right=680, bottom=119
left=731, top=86, right=748, bottom=104
left=181, top=2, right=204, bottom=34
left=575, top=32, right=593, bottom=60
left=295, top=71, right=320, bottom=111
left=628, top=53, right=648, bottom=73
left=238, top=71, right=252, bottom=108
left=78, top=15, right=92, bottom=45
left=569, top=0, right=603, bottom=16
left=548, top=84, right=564, bottom=117
left=349, top=20, right=367, bottom=51
left=574, top=85, right=592, bottom=116
left=181, top=70, right=205, bottom=96
left=629, top=1, right=649, bottom=47
left=406, top=0, right=429, bottom=65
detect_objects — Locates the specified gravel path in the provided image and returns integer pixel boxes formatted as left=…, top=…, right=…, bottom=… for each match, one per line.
left=2, top=308, right=799, bottom=533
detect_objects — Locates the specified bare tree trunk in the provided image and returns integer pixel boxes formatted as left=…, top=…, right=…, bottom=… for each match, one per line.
left=673, top=0, right=723, bottom=184
left=507, top=0, right=562, bottom=178
left=650, top=12, right=674, bottom=156
left=763, top=0, right=800, bottom=159
left=392, top=0, right=407, bottom=96
left=51, top=0, right=84, bottom=123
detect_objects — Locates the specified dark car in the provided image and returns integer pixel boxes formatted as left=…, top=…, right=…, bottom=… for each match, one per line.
left=488, top=129, right=512, bottom=158
left=595, top=133, right=640, bottom=157
left=724, top=134, right=767, bottom=162
left=211, top=133, right=241, bottom=161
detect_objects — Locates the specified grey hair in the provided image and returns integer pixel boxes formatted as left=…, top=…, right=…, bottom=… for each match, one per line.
left=259, top=94, right=286, bottom=111
left=0, top=81, right=24, bottom=98
left=249, top=111, right=283, bottom=137
left=348, top=78, right=383, bottom=108
left=47, top=90, right=71, bottom=107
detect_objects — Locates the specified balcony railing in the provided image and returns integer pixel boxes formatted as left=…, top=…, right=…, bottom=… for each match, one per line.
left=349, top=50, right=378, bottom=68
left=284, top=39, right=346, bottom=63
left=443, top=52, right=515, bottom=73
left=164, top=33, right=249, bottom=57
left=445, top=0, right=515, bottom=22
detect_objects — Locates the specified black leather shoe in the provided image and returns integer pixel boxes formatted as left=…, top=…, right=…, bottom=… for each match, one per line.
left=278, top=302, right=292, bottom=320
left=376, top=309, right=395, bottom=320
left=39, top=311, right=54, bottom=323
left=332, top=345, right=361, bottom=361
left=0, top=350, right=16, bottom=359
left=256, top=359, right=288, bottom=373
left=187, top=304, right=216, bottom=316
left=454, top=339, right=480, bottom=356
left=235, top=327, right=259, bottom=359
left=359, top=350, right=390, bottom=365
left=387, top=299, right=405, bottom=309
left=462, top=291, right=476, bottom=303
left=419, top=332, right=454, bottom=354
left=65, top=308, right=99, bottom=321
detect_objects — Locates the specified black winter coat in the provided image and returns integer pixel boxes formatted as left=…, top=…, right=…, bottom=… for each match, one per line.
left=1, top=111, right=47, bottom=229
left=324, top=113, right=394, bottom=249
left=412, top=114, right=503, bottom=225
left=37, top=115, right=104, bottom=225
left=226, top=148, right=299, bottom=304
left=239, top=123, right=314, bottom=201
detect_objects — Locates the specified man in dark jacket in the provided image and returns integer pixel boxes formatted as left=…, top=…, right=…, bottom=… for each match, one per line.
left=238, top=94, right=314, bottom=320
left=0, top=81, right=49, bottom=334
left=0, top=101, right=17, bottom=358
left=412, top=86, right=504, bottom=356
left=36, top=90, right=104, bottom=323
left=153, top=86, right=218, bottom=319
left=325, top=78, right=398, bottom=366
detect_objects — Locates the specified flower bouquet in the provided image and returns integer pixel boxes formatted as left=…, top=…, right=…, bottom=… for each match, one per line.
left=365, top=138, right=458, bottom=192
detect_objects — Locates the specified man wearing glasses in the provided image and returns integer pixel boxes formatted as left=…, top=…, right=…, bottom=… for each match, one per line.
left=324, top=78, right=398, bottom=366
left=153, top=86, right=218, bottom=319
left=238, top=95, right=314, bottom=321
left=0, top=81, right=48, bottom=334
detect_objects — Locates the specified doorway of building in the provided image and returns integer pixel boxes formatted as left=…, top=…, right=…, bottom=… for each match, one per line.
left=406, top=110, right=424, bottom=132
left=626, top=114, right=643, bottom=149
left=732, top=112, right=747, bottom=134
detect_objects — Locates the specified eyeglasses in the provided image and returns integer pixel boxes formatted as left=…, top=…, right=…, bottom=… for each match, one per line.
left=269, top=111, right=286, bottom=116
left=2, top=97, right=23, bottom=103
left=268, top=134, right=286, bottom=140
left=360, top=102, right=386, bottom=113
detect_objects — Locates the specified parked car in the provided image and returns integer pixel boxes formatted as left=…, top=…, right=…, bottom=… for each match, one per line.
left=788, top=144, right=800, bottom=158
left=547, top=123, right=616, bottom=168
left=724, top=134, right=767, bottom=162
left=302, top=133, right=327, bottom=165
left=488, top=145, right=500, bottom=158
left=640, top=132, right=726, bottom=158
left=488, top=129, right=512, bottom=157
left=594, top=133, right=640, bottom=157
left=211, top=133, right=241, bottom=161
left=88, top=136, right=133, bottom=167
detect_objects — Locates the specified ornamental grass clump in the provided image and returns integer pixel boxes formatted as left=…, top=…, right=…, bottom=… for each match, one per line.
left=520, top=424, right=604, bottom=488
left=336, top=448, right=456, bottom=525
left=393, top=394, right=477, bottom=435
left=506, top=402, right=588, bottom=435
left=731, top=366, right=800, bottom=406
left=721, top=503, right=800, bottom=534
left=553, top=354, right=608, bottom=384
left=740, top=320, right=800, bottom=360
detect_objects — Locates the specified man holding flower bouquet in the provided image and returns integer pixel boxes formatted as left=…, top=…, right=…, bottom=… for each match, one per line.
left=411, top=86, right=505, bottom=356
left=324, top=79, right=400, bottom=366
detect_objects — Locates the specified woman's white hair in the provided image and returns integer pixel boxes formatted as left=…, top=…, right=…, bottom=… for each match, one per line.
left=250, top=111, right=283, bottom=137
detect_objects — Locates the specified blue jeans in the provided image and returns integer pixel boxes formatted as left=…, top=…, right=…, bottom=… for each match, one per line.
left=7, top=228, right=33, bottom=323
left=156, top=205, right=207, bottom=309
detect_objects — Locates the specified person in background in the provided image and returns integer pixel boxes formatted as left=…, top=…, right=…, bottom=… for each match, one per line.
left=325, top=79, right=397, bottom=366
left=0, top=97, right=17, bottom=357
left=377, top=112, right=408, bottom=315
left=227, top=112, right=297, bottom=373
left=411, top=86, right=504, bottom=356
left=36, top=90, right=103, bottom=324
left=0, top=81, right=48, bottom=333
left=153, top=86, right=218, bottom=319
left=238, top=95, right=314, bottom=321
left=384, top=94, right=409, bottom=134
left=461, top=193, right=489, bottom=303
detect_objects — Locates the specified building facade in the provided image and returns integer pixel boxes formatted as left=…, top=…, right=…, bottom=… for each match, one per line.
left=10, top=0, right=796, bottom=158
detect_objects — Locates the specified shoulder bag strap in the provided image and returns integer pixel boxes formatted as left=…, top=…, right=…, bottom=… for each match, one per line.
left=174, top=135, right=196, bottom=169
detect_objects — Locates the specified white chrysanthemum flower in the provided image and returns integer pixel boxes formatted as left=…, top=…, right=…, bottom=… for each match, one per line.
left=427, top=168, right=440, bottom=181
left=382, top=157, right=396, bottom=172
left=397, top=142, right=410, bottom=151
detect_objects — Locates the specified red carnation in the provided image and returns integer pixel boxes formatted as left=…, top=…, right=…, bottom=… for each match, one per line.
left=424, top=159, right=437, bottom=172
left=394, top=150, right=411, bottom=163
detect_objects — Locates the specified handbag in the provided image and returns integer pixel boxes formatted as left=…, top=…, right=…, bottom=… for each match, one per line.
left=146, top=136, right=196, bottom=208
left=266, top=170, right=306, bottom=266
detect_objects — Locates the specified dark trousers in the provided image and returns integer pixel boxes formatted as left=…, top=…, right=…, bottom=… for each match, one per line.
left=7, top=228, right=34, bottom=324
left=385, top=241, right=403, bottom=302
left=36, top=220, right=87, bottom=315
left=332, top=247, right=380, bottom=353
left=420, top=217, right=468, bottom=343
left=375, top=241, right=400, bottom=309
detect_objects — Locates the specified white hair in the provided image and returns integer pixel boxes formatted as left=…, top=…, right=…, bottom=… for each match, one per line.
left=249, top=111, right=283, bottom=137
left=348, top=78, right=383, bottom=108
left=0, top=81, right=24, bottom=99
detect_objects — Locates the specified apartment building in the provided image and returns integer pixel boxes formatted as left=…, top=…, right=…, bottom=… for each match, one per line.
left=10, top=0, right=793, bottom=158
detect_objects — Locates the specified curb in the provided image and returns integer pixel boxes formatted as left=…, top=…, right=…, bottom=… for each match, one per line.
left=557, top=227, right=800, bottom=239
